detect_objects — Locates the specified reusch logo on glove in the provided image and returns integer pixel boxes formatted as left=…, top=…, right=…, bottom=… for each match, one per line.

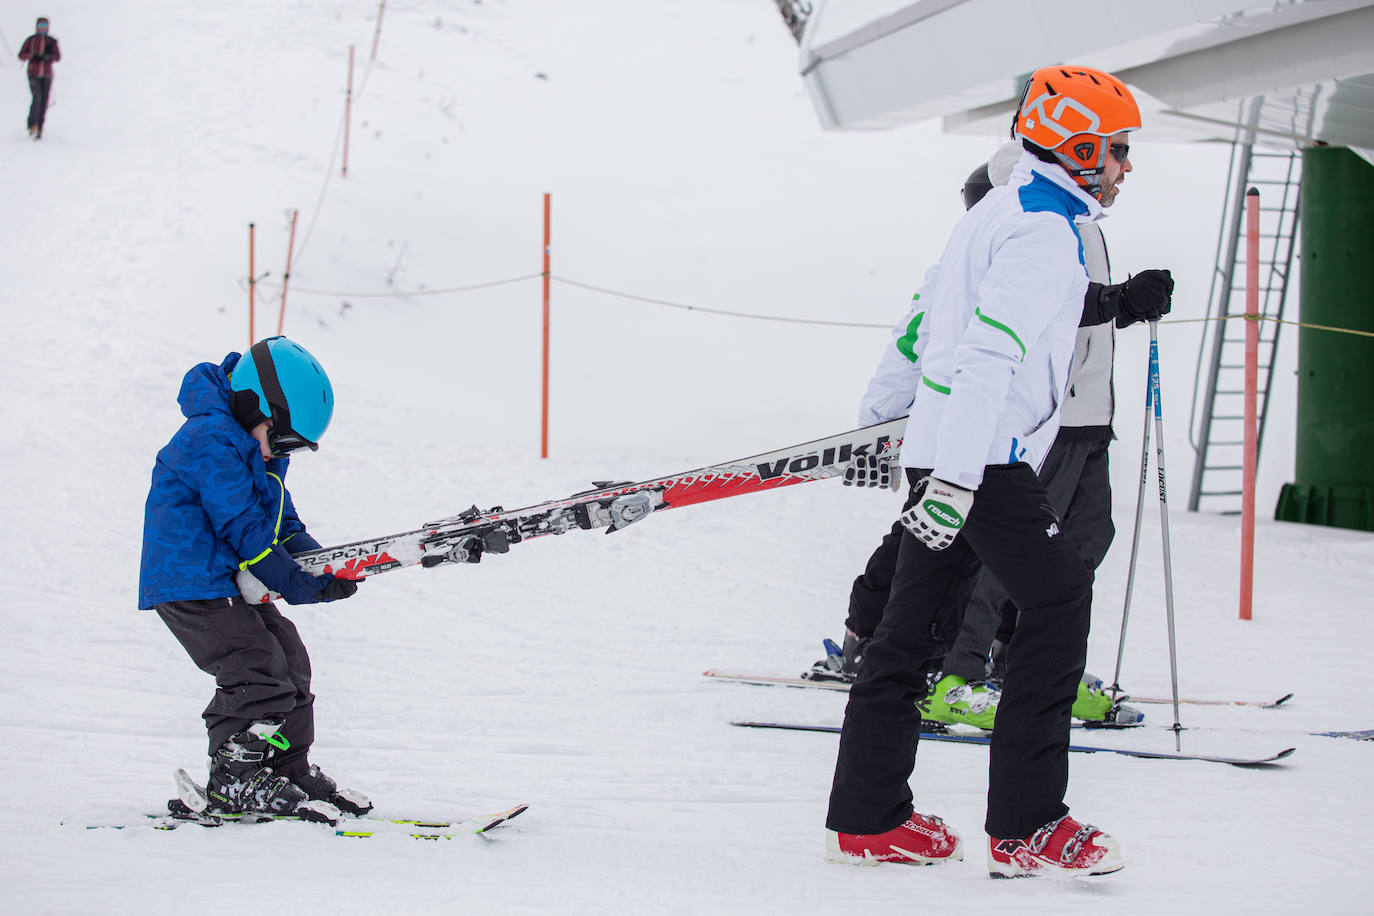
left=922, top=500, right=965, bottom=529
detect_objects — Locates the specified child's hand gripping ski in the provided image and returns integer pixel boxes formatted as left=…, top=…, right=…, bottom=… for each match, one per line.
left=900, top=477, right=974, bottom=550
left=236, top=544, right=363, bottom=605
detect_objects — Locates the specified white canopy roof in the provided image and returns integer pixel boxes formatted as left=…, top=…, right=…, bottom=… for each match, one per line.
left=799, top=0, right=1374, bottom=159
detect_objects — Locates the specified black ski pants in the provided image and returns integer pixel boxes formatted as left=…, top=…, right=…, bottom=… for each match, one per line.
left=844, top=436, right=1112, bottom=681
left=156, top=596, right=315, bottom=776
left=27, top=77, right=51, bottom=130
left=826, top=463, right=1093, bottom=840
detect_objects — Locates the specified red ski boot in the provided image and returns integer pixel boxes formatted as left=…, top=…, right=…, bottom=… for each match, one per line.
left=988, top=814, right=1123, bottom=878
left=826, top=812, right=963, bottom=866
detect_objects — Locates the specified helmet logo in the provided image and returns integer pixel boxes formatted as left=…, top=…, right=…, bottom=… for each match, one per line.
left=1074, top=141, right=1095, bottom=161
left=1020, top=90, right=1102, bottom=144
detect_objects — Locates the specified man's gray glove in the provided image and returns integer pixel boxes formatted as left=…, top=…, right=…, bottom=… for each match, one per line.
left=842, top=452, right=901, bottom=492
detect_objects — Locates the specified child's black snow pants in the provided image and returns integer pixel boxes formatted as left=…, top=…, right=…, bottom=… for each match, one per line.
left=156, top=596, right=315, bottom=777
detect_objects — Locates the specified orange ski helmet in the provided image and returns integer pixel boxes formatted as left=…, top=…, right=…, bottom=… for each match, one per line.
left=1013, top=65, right=1141, bottom=198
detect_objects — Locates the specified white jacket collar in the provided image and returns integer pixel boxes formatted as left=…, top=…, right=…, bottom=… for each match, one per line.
left=1009, top=149, right=1105, bottom=223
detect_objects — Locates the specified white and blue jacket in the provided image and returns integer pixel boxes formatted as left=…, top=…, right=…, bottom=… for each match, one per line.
left=858, top=151, right=1103, bottom=490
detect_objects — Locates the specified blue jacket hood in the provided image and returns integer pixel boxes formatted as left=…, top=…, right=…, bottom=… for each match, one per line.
left=178, top=352, right=242, bottom=423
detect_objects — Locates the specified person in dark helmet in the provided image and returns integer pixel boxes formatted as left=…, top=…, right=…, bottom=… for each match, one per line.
left=18, top=16, right=60, bottom=139
left=960, top=161, right=993, bottom=210
left=140, top=337, right=368, bottom=825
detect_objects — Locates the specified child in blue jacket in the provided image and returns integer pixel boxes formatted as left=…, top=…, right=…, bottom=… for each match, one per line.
left=140, top=337, right=367, bottom=824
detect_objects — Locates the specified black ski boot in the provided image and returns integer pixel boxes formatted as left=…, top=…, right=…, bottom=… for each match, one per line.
left=206, top=718, right=341, bottom=824
left=987, top=638, right=1009, bottom=690
left=804, top=631, right=870, bottom=683
left=294, top=763, right=374, bottom=816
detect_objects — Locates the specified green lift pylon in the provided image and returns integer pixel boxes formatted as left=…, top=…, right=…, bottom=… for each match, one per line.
left=1275, top=147, right=1374, bottom=532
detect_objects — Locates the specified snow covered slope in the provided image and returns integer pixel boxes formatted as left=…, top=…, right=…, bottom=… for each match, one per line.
left=0, top=1, right=1369, bottom=912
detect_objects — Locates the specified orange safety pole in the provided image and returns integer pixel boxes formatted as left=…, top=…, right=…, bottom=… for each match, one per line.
left=277, top=209, right=300, bottom=336
left=248, top=222, right=257, bottom=347
left=370, top=1, right=386, bottom=62
left=540, top=193, right=552, bottom=458
left=1239, top=187, right=1260, bottom=621
left=342, top=46, right=354, bottom=178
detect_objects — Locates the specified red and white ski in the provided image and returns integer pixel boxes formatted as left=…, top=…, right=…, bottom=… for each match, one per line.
left=239, top=417, right=906, bottom=600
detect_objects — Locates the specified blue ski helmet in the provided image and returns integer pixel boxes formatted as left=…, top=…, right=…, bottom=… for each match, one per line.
left=229, top=337, right=334, bottom=455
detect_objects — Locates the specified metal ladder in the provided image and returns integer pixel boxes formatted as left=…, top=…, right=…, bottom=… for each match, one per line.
left=1186, top=128, right=1302, bottom=514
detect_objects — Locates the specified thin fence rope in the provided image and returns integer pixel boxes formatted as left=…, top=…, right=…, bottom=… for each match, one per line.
left=552, top=277, right=892, bottom=328
left=1163, top=312, right=1374, bottom=339
left=291, top=108, right=346, bottom=268
left=259, top=272, right=543, bottom=298
left=1267, top=316, right=1374, bottom=339
left=261, top=260, right=1374, bottom=339
left=256, top=272, right=892, bottom=328
left=355, top=23, right=382, bottom=101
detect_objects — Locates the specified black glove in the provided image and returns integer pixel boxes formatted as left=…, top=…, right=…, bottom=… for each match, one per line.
left=37, top=53, right=51, bottom=62
left=1114, top=269, right=1174, bottom=327
left=315, top=575, right=359, bottom=602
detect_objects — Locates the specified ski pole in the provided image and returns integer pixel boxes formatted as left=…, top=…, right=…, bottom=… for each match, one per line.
left=1147, top=320, right=1185, bottom=748
left=1108, top=337, right=1154, bottom=706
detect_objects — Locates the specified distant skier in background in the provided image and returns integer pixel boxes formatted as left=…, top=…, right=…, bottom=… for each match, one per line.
left=17, top=16, right=59, bottom=139
left=139, top=337, right=369, bottom=825
left=824, top=65, right=1151, bottom=878
left=814, top=141, right=1174, bottom=731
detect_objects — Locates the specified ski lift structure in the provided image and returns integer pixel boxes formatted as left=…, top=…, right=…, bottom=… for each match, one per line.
left=781, top=0, right=1374, bottom=532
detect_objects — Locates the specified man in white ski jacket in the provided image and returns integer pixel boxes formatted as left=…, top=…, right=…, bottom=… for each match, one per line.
left=824, top=65, right=1149, bottom=878
left=860, top=149, right=1094, bottom=484
left=815, top=141, right=1174, bottom=731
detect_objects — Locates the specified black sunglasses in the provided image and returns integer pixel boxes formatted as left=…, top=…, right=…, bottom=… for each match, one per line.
left=1109, top=143, right=1130, bottom=163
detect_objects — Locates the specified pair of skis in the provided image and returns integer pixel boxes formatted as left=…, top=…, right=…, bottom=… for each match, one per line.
left=731, top=720, right=1297, bottom=766
left=707, top=670, right=1304, bottom=766
left=143, top=800, right=529, bottom=840
left=702, top=669, right=1296, bottom=709
left=80, top=768, right=528, bottom=839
